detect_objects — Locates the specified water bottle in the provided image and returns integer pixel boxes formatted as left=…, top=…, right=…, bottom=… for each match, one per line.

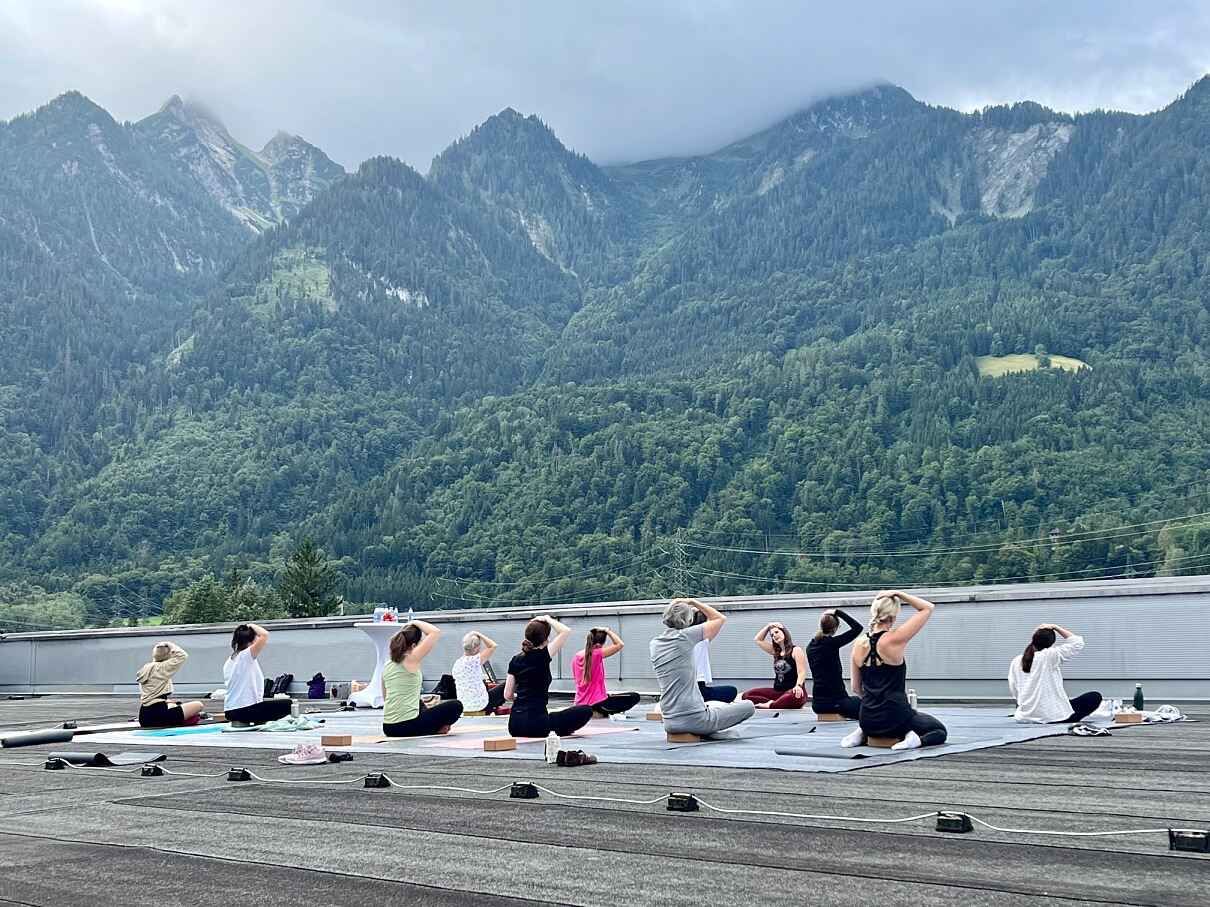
left=407, top=608, right=414, bottom=624
left=1133, top=683, right=1144, bottom=711
left=545, top=731, right=561, bottom=764
left=907, top=689, right=918, bottom=710
left=290, top=699, right=300, bottom=718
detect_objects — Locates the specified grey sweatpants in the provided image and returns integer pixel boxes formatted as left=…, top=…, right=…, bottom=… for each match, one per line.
left=665, top=699, right=756, bottom=736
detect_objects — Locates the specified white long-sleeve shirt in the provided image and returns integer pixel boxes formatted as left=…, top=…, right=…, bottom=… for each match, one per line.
left=1008, top=634, right=1084, bottom=723
left=693, top=640, right=712, bottom=683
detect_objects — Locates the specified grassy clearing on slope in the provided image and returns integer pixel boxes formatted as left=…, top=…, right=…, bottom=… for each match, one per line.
left=976, top=353, right=1089, bottom=377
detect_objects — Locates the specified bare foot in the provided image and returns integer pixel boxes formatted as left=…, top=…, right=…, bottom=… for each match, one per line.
left=437, top=725, right=452, bottom=735
left=755, top=702, right=772, bottom=709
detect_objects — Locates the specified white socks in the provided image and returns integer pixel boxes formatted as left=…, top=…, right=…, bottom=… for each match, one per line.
left=891, top=730, right=922, bottom=751
left=841, top=728, right=866, bottom=748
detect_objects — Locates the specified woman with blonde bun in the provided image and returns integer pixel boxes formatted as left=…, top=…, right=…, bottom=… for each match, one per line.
left=136, top=641, right=205, bottom=727
left=844, top=591, right=947, bottom=750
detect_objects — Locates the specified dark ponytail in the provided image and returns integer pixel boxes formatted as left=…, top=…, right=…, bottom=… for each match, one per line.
left=1021, top=627, right=1056, bottom=673
left=814, top=613, right=839, bottom=643
left=522, top=619, right=550, bottom=655
left=389, top=625, right=422, bottom=663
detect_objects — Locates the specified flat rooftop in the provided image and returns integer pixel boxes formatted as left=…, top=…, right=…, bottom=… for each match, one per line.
left=1, top=695, right=1207, bottom=906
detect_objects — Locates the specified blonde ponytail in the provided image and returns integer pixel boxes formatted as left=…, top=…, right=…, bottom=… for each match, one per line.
left=868, top=594, right=901, bottom=633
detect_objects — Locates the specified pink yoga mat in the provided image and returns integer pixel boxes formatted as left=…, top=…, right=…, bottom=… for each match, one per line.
left=418, top=724, right=638, bottom=750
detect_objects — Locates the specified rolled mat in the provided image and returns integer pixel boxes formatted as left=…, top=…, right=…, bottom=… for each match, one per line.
left=48, top=751, right=166, bottom=766
left=1, top=728, right=75, bottom=748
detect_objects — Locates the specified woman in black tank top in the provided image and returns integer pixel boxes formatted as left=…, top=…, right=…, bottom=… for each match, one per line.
left=843, top=591, right=948, bottom=750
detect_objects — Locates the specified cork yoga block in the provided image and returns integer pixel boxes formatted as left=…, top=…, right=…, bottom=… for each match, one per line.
left=815, top=713, right=846, bottom=722
left=666, top=732, right=702, bottom=743
left=463, top=710, right=487, bottom=717
left=866, top=736, right=902, bottom=748
left=321, top=735, right=353, bottom=746
left=483, top=736, right=517, bottom=752
left=646, top=712, right=664, bottom=721
left=1114, top=712, right=1143, bottom=724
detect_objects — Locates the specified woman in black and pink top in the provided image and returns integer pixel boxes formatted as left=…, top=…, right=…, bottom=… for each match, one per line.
left=806, top=609, right=863, bottom=719
left=741, top=622, right=809, bottom=709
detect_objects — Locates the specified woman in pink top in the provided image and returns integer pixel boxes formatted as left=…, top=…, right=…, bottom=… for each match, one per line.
left=571, top=628, right=640, bottom=717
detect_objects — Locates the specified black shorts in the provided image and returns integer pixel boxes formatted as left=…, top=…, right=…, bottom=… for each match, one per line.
left=139, top=700, right=185, bottom=728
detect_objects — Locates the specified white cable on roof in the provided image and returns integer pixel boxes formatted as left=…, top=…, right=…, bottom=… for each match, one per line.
left=532, top=784, right=667, bottom=805
left=966, top=815, right=1171, bottom=837
left=694, top=798, right=937, bottom=824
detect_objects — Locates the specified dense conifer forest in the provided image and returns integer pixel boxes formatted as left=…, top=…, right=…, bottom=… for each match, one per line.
left=2, top=81, right=1210, bottom=629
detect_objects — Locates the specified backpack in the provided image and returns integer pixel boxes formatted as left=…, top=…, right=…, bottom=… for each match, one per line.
left=307, top=673, right=327, bottom=699
left=270, top=672, right=294, bottom=696
left=431, top=673, right=457, bottom=700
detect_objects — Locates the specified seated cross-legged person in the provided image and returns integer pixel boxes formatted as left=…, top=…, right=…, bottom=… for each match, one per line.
left=1009, top=624, right=1101, bottom=723
left=223, top=623, right=293, bottom=726
left=505, top=616, right=594, bottom=738
left=651, top=598, right=756, bottom=738
left=452, top=631, right=506, bottom=714
left=383, top=620, right=464, bottom=736
left=571, top=627, right=641, bottom=717
left=806, top=609, right=863, bottom=719
left=742, top=621, right=810, bottom=709
left=136, top=641, right=206, bottom=728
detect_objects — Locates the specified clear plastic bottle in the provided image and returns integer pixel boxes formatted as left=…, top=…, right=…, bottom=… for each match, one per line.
left=407, top=607, right=414, bottom=624
left=545, top=731, right=561, bottom=764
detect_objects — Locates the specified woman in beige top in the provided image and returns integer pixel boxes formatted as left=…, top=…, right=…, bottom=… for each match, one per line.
left=136, top=641, right=206, bottom=727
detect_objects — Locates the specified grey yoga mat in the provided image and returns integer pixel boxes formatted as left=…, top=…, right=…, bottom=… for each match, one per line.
left=48, top=751, right=167, bottom=766
left=2, top=728, right=75, bottom=748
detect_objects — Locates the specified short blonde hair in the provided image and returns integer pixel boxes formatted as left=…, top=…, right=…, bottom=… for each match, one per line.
left=869, top=594, right=901, bottom=631
left=462, top=633, right=481, bottom=655
left=152, top=642, right=174, bottom=662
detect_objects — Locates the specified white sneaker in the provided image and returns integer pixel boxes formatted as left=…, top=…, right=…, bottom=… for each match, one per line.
left=278, top=743, right=327, bottom=765
left=840, top=728, right=866, bottom=748
left=891, top=731, right=922, bottom=751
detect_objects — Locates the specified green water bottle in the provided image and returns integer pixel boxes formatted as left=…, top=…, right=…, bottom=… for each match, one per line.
left=1133, top=683, right=1144, bottom=710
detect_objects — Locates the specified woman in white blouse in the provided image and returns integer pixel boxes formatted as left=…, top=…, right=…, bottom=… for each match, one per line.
left=1008, top=623, right=1101, bottom=723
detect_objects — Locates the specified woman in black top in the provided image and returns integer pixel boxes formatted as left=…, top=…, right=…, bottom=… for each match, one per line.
left=844, top=591, right=947, bottom=750
left=806, top=609, right=862, bottom=719
left=741, top=622, right=809, bottom=709
left=504, top=615, right=594, bottom=738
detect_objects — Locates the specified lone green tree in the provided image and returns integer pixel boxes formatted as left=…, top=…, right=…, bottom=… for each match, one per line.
left=279, top=538, right=343, bottom=618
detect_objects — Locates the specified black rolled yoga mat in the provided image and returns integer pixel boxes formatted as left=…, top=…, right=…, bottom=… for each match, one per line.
left=48, top=751, right=166, bottom=766
left=1, top=728, right=75, bottom=748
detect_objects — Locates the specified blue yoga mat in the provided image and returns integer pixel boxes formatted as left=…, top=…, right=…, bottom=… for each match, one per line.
left=134, top=724, right=228, bottom=737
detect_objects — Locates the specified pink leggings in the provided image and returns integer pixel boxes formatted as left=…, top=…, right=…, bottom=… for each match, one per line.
left=742, top=687, right=808, bottom=709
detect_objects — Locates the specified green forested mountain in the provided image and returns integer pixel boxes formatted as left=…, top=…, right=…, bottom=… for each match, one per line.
left=3, top=81, right=1210, bottom=629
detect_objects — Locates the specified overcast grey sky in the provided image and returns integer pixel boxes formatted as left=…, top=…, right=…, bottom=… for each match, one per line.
left=2, top=1, right=1208, bottom=169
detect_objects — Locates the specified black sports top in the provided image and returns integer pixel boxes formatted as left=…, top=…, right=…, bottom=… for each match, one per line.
left=772, top=648, right=801, bottom=692
left=857, top=631, right=912, bottom=735
left=507, top=648, right=552, bottom=717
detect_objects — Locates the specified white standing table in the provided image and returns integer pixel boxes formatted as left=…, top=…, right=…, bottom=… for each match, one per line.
left=347, top=621, right=403, bottom=709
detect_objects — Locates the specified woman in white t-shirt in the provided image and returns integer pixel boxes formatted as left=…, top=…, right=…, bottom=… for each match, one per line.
left=223, top=623, right=291, bottom=726
left=451, top=631, right=505, bottom=714
left=1008, top=624, right=1102, bottom=724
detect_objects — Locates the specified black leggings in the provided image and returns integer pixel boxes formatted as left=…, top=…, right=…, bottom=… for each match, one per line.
left=864, top=710, right=948, bottom=747
left=225, top=698, right=292, bottom=725
left=814, top=695, right=861, bottom=720
left=698, top=682, right=738, bottom=703
left=485, top=684, right=506, bottom=713
left=1064, top=691, right=1103, bottom=722
left=509, top=705, right=594, bottom=738
left=588, top=692, right=641, bottom=715
left=384, top=700, right=464, bottom=737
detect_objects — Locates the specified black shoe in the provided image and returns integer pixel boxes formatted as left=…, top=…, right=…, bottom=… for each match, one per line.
left=328, top=752, right=354, bottom=763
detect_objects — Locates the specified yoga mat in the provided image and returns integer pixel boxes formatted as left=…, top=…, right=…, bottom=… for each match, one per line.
left=72, top=722, right=142, bottom=735
left=49, top=751, right=167, bottom=767
left=2, top=728, right=75, bottom=748
left=135, top=724, right=228, bottom=737
left=419, top=724, right=639, bottom=750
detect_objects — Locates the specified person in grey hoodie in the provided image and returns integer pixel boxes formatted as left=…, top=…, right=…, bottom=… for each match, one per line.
left=650, top=598, right=756, bottom=738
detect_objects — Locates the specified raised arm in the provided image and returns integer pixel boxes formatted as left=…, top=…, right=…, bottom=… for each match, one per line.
left=247, top=623, right=270, bottom=658
left=687, top=599, right=726, bottom=641
left=542, top=616, right=573, bottom=656
left=832, top=609, right=863, bottom=647
left=408, top=620, right=442, bottom=662
left=600, top=628, right=624, bottom=658
left=1042, top=624, right=1084, bottom=661
left=161, top=642, right=189, bottom=676
left=883, top=591, right=935, bottom=647
left=475, top=631, right=498, bottom=665
left=754, top=622, right=777, bottom=656
left=791, top=645, right=809, bottom=699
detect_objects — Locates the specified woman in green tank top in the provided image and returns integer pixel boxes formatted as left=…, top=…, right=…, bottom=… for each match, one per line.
left=382, top=619, right=464, bottom=736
